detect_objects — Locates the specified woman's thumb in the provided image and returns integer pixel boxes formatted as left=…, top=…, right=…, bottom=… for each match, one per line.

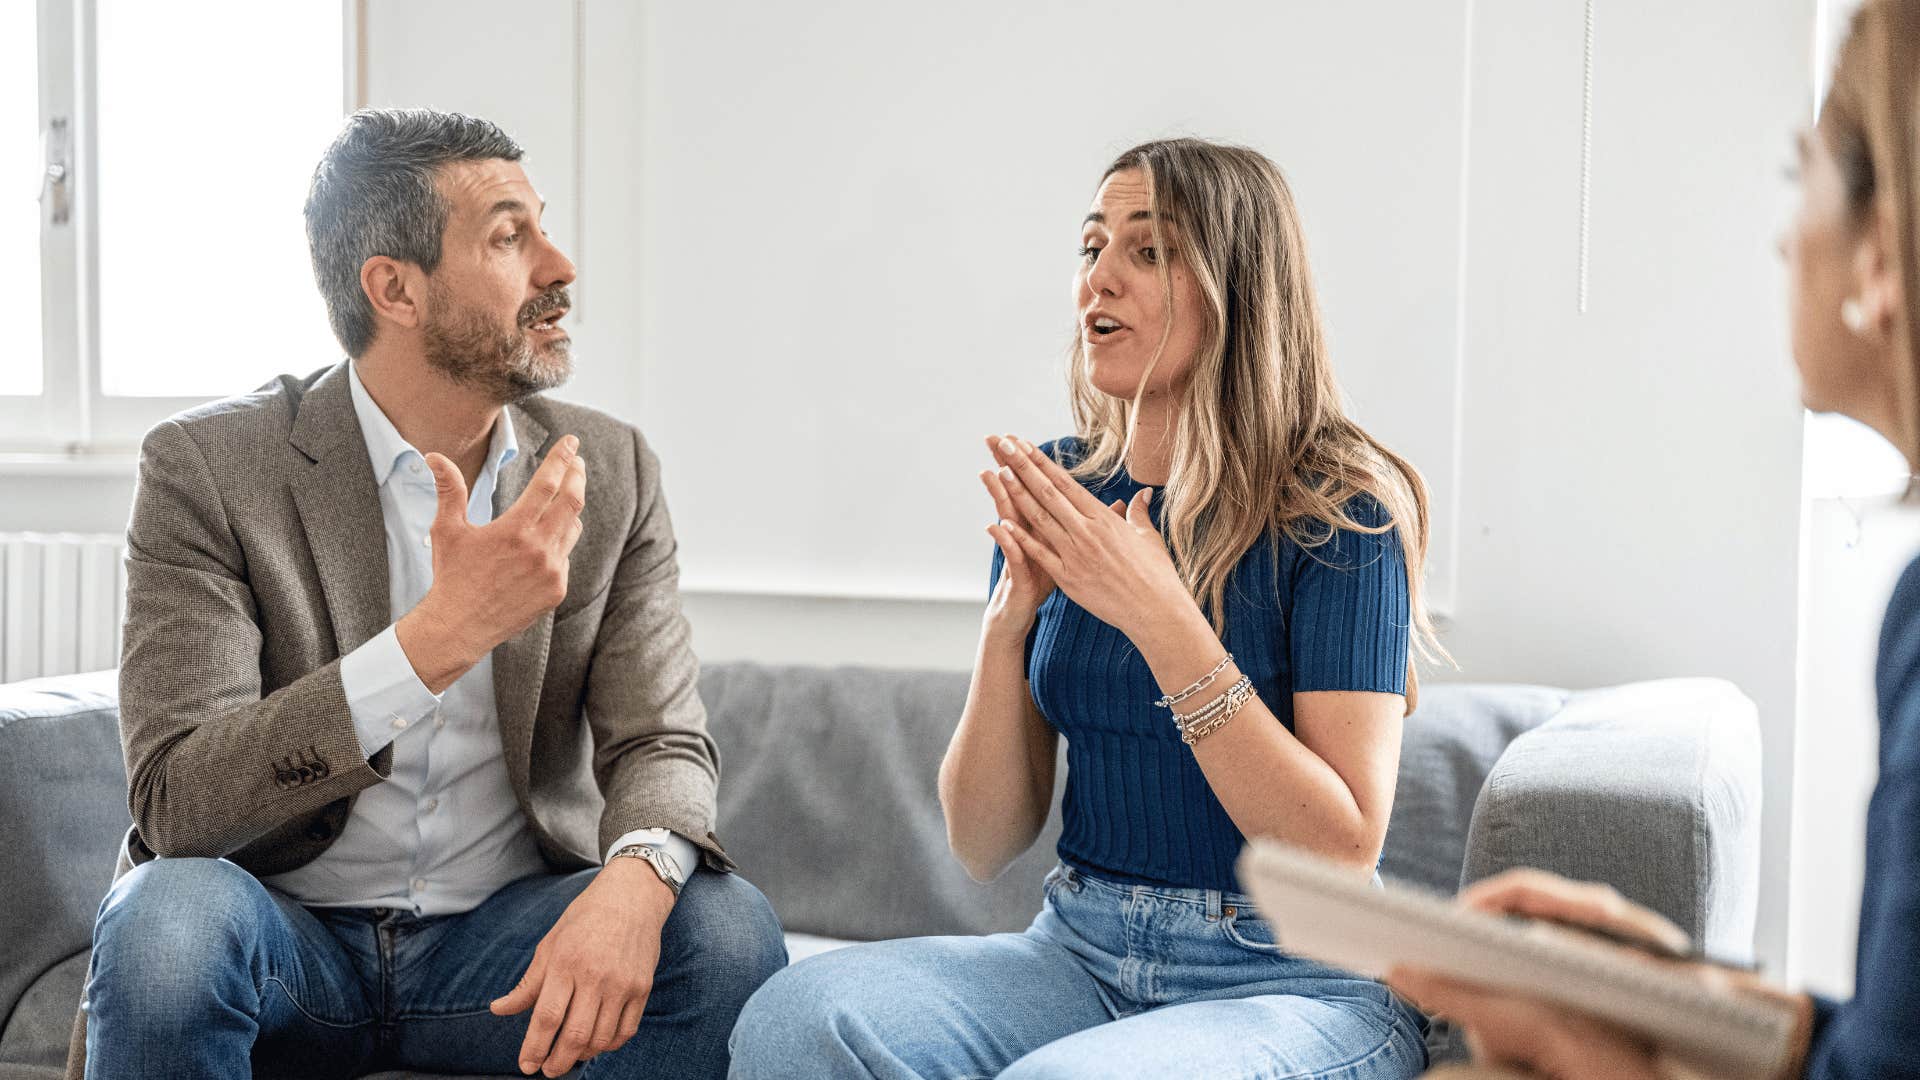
left=1128, top=487, right=1156, bottom=528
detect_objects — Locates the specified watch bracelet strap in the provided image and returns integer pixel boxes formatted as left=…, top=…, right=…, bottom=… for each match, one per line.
left=610, top=842, right=684, bottom=894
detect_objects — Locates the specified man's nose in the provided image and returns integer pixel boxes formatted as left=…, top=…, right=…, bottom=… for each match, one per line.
left=536, top=231, right=577, bottom=289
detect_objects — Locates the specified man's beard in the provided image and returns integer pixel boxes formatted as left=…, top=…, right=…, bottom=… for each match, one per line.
left=421, top=283, right=572, bottom=404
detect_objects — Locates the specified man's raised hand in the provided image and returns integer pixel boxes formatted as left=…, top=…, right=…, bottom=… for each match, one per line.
left=396, top=434, right=588, bottom=693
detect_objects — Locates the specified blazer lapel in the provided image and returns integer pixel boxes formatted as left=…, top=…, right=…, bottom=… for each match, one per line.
left=288, top=363, right=392, bottom=658
left=493, top=401, right=556, bottom=796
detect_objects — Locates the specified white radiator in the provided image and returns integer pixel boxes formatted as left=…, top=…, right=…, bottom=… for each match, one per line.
left=0, top=532, right=126, bottom=682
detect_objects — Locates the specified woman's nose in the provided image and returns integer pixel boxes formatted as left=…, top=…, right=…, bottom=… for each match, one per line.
left=1086, top=256, right=1121, bottom=297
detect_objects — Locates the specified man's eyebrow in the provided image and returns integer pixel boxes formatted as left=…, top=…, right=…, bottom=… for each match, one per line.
left=1082, top=209, right=1160, bottom=225
left=485, top=198, right=547, bottom=218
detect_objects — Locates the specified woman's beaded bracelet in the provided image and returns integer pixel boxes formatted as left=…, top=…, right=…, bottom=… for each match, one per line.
left=1154, top=653, right=1234, bottom=709
left=1175, top=675, right=1256, bottom=746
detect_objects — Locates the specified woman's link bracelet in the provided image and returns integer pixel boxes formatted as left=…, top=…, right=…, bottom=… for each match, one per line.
left=1154, top=652, right=1235, bottom=709
left=1176, top=676, right=1256, bottom=746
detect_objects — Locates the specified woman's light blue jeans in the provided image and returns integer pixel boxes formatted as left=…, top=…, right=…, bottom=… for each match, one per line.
left=729, top=863, right=1426, bottom=1079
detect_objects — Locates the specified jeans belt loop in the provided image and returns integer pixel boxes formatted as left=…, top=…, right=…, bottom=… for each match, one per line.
left=1206, top=889, right=1224, bottom=921
left=1060, top=864, right=1082, bottom=891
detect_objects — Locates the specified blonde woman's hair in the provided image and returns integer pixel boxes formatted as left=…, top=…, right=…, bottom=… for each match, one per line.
left=1825, top=0, right=1920, bottom=475
left=1067, top=138, right=1449, bottom=691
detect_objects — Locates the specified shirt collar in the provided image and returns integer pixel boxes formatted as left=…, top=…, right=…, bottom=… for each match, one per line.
left=346, top=360, right=518, bottom=488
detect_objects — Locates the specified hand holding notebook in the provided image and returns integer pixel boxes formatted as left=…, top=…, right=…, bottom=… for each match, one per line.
left=1235, top=841, right=1805, bottom=1079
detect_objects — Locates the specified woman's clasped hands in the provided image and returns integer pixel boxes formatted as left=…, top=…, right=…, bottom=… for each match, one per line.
left=977, top=434, right=1191, bottom=642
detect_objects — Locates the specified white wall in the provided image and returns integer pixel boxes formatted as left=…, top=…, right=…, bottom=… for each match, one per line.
left=1440, top=0, right=1811, bottom=972
left=0, top=0, right=1818, bottom=973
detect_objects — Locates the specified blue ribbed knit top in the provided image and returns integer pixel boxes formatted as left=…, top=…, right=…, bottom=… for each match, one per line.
left=990, top=438, right=1412, bottom=892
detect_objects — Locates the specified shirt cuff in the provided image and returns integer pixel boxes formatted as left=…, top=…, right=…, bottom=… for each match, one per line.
left=605, top=828, right=700, bottom=883
left=339, top=624, right=444, bottom=760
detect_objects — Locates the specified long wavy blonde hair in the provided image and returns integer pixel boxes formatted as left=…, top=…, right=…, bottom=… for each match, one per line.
left=1068, top=138, right=1448, bottom=682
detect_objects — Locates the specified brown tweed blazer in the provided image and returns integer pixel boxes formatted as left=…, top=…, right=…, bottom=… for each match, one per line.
left=66, top=361, right=728, bottom=1078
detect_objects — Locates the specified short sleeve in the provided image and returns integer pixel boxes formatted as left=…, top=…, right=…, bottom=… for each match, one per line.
left=1287, top=496, right=1410, bottom=695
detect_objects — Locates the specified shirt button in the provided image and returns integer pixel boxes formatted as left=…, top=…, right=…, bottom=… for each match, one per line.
left=433, top=714, right=446, bottom=730
left=421, top=534, right=432, bottom=548
left=390, top=714, right=408, bottom=730
left=410, top=461, right=423, bottom=475
left=423, top=797, right=439, bottom=813
left=411, top=878, right=426, bottom=893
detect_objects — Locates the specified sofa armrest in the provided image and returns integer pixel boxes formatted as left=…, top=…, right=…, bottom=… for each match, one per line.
left=1459, top=678, right=1762, bottom=962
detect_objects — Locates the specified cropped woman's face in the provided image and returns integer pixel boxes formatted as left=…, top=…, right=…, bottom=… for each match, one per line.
left=1075, top=168, right=1205, bottom=402
left=1783, top=127, right=1899, bottom=429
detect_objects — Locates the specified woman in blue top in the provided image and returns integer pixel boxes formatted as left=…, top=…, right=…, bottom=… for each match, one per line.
left=1389, top=2, right=1920, bottom=1078
left=729, top=138, right=1445, bottom=1079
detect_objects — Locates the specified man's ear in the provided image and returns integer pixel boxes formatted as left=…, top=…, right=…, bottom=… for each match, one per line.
left=361, top=255, right=425, bottom=333
left=1853, top=202, right=1904, bottom=337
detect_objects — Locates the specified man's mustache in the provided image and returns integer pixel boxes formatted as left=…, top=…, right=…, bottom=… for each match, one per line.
left=518, top=287, right=571, bottom=328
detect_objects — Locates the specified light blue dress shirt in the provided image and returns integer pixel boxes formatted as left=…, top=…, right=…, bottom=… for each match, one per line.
left=263, top=362, right=696, bottom=915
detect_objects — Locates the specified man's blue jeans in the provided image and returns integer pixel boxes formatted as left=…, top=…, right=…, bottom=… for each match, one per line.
left=83, top=857, right=787, bottom=1079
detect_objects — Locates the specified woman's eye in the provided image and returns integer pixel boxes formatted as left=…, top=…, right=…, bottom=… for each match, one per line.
left=1140, top=246, right=1159, bottom=264
left=1078, top=245, right=1102, bottom=263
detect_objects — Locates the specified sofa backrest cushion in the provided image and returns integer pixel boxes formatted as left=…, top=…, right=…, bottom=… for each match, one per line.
left=704, top=662, right=1064, bottom=941
left=1383, top=683, right=1569, bottom=893
left=0, top=662, right=1580, bottom=1010
left=703, top=663, right=1572, bottom=938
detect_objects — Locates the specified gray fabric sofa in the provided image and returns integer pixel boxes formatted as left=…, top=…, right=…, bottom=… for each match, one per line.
left=0, top=664, right=1762, bottom=1079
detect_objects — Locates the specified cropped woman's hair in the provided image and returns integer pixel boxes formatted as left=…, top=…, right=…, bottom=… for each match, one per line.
left=1825, top=0, right=1920, bottom=472
left=1066, top=138, right=1448, bottom=674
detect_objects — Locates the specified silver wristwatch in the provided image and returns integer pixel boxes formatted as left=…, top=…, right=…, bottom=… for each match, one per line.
left=609, top=842, right=685, bottom=896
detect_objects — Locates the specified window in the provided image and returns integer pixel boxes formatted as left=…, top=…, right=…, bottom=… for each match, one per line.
left=3, top=4, right=42, bottom=399
left=2, top=1, right=347, bottom=454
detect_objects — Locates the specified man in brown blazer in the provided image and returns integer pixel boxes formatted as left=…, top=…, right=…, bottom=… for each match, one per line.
left=70, top=108, right=785, bottom=1080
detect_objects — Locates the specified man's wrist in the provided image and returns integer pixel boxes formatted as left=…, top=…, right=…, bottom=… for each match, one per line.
left=395, top=601, right=484, bottom=694
left=603, top=848, right=681, bottom=905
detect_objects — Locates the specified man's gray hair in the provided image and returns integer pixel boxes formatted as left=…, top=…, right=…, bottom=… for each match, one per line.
left=304, top=107, right=523, bottom=358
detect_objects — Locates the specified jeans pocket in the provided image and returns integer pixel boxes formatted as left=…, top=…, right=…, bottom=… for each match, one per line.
left=1221, top=910, right=1286, bottom=953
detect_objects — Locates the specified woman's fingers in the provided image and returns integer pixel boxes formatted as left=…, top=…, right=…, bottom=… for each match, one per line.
left=998, top=516, right=1065, bottom=580
left=998, top=438, right=1090, bottom=530
left=1460, top=870, right=1691, bottom=955
left=980, top=469, right=1022, bottom=526
left=987, top=522, right=1026, bottom=569
left=1019, top=439, right=1111, bottom=517
left=1385, top=969, right=1662, bottom=1079
left=999, top=467, right=1075, bottom=550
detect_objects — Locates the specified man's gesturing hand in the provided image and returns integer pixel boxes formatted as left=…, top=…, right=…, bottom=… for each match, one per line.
left=397, top=434, right=588, bottom=693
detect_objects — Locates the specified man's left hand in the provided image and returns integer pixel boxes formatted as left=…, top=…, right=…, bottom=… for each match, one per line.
left=490, top=858, right=675, bottom=1077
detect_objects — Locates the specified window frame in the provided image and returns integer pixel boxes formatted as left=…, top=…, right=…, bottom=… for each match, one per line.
left=1, top=0, right=357, bottom=457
